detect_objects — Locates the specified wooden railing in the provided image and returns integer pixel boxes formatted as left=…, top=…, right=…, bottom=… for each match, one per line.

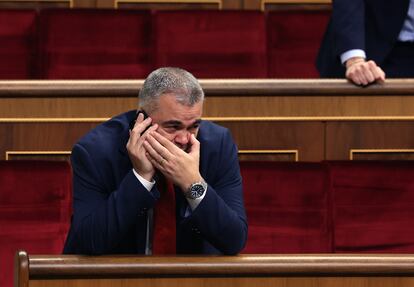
left=15, top=251, right=414, bottom=287
left=1, top=79, right=414, bottom=161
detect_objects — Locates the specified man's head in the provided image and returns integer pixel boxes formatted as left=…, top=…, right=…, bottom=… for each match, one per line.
left=139, top=67, right=204, bottom=114
left=138, top=67, right=204, bottom=151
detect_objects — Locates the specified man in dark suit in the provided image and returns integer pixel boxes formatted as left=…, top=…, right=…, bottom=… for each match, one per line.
left=63, top=67, right=247, bottom=255
left=317, top=0, right=414, bottom=85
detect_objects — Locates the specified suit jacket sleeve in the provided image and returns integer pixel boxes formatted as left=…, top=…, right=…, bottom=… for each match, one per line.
left=332, top=0, right=366, bottom=56
left=188, top=128, right=247, bottom=255
left=65, top=143, right=158, bottom=255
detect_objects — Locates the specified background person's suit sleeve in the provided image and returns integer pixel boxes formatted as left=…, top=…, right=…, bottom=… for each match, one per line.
left=332, top=0, right=366, bottom=56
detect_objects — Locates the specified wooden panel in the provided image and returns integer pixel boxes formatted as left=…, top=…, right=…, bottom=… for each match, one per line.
left=0, top=0, right=72, bottom=8
left=115, top=0, right=221, bottom=9
left=350, top=149, right=414, bottom=160
left=218, top=120, right=324, bottom=161
left=116, top=2, right=219, bottom=8
left=260, top=0, right=330, bottom=11
left=2, top=79, right=414, bottom=161
left=238, top=150, right=298, bottom=161
left=326, top=121, right=414, bottom=160
left=0, top=122, right=97, bottom=160
left=0, top=120, right=323, bottom=161
left=6, top=151, right=71, bottom=161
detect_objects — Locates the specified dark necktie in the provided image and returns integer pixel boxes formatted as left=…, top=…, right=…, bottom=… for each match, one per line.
left=153, top=174, right=176, bottom=254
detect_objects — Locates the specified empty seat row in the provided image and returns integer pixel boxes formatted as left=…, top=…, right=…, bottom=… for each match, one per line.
left=2, top=159, right=414, bottom=287
left=0, top=161, right=72, bottom=287
left=0, top=8, right=330, bottom=79
left=241, top=161, right=414, bottom=254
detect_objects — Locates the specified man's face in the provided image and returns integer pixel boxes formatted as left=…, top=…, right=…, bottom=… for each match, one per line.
left=149, top=93, right=203, bottom=151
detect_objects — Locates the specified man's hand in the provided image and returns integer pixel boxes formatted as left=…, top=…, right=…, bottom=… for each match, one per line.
left=126, top=113, right=158, bottom=181
left=345, top=57, right=386, bottom=86
left=144, top=132, right=202, bottom=192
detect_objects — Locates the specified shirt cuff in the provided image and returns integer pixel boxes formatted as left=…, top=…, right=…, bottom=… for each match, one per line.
left=340, top=49, right=366, bottom=65
left=186, top=186, right=207, bottom=211
left=132, top=169, right=155, bottom=192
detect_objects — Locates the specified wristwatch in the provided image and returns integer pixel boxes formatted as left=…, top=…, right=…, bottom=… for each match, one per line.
left=185, top=181, right=207, bottom=199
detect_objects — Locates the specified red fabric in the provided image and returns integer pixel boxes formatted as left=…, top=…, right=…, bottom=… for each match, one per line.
left=328, top=161, right=414, bottom=253
left=241, top=161, right=332, bottom=253
left=267, top=10, right=330, bottom=78
left=0, top=9, right=37, bottom=79
left=153, top=10, right=267, bottom=78
left=0, top=160, right=72, bottom=287
left=37, top=9, right=152, bottom=79
left=153, top=176, right=176, bottom=254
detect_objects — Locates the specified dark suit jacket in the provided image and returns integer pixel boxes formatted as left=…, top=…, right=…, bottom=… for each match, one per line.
left=63, top=110, right=247, bottom=255
left=317, top=0, right=410, bottom=77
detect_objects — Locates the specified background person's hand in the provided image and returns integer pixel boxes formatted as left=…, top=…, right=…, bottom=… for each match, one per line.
left=126, top=113, right=158, bottom=181
left=144, top=132, right=202, bottom=192
left=345, top=57, right=386, bottom=86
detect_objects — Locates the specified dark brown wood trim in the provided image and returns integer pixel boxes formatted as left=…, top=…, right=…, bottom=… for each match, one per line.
left=28, top=254, right=414, bottom=278
left=1, top=79, right=414, bottom=97
left=14, top=250, right=29, bottom=287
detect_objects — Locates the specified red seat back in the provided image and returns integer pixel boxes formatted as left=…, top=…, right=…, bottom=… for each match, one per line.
left=0, top=9, right=37, bottom=79
left=241, top=161, right=332, bottom=253
left=0, top=161, right=72, bottom=287
left=267, top=10, right=330, bottom=78
left=328, top=161, right=414, bottom=253
left=38, top=9, right=152, bottom=79
left=153, top=10, right=267, bottom=78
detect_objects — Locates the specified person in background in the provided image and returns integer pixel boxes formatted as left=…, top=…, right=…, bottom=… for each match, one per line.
left=317, top=0, right=414, bottom=86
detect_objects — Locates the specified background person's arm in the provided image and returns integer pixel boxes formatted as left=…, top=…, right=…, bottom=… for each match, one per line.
left=333, top=0, right=385, bottom=85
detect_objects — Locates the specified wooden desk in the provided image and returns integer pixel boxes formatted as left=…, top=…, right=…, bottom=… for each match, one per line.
left=15, top=251, right=414, bottom=287
left=1, top=79, right=414, bottom=161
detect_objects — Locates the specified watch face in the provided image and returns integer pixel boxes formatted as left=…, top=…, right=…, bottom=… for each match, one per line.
left=189, top=184, right=205, bottom=198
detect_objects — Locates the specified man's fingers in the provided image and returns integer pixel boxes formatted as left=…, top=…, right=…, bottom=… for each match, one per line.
left=143, top=140, right=166, bottom=164
left=137, top=124, right=158, bottom=145
left=151, top=131, right=182, bottom=155
left=132, top=117, right=152, bottom=135
left=145, top=152, right=164, bottom=171
left=188, top=134, right=200, bottom=154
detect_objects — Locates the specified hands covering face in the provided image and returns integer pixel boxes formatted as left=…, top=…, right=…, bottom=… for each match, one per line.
left=144, top=131, right=202, bottom=192
left=126, top=112, right=202, bottom=191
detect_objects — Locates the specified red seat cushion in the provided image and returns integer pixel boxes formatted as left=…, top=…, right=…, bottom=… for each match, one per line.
left=241, top=161, right=332, bottom=253
left=267, top=10, right=330, bottom=78
left=0, top=9, right=37, bottom=79
left=0, top=160, right=72, bottom=287
left=38, top=9, right=152, bottom=79
left=328, top=161, right=414, bottom=253
left=153, top=10, right=267, bottom=78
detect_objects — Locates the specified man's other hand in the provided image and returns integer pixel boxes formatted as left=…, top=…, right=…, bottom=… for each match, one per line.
left=144, top=132, right=201, bottom=192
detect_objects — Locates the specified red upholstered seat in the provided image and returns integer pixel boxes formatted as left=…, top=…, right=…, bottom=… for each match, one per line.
left=0, top=161, right=72, bottom=287
left=267, top=10, right=330, bottom=78
left=241, top=161, right=332, bottom=253
left=153, top=10, right=267, bottom=78
left=38, top=9, right=152, bottom=79
left=0, top=9, right=37, bottom=79
left=328, top=161, right=414, bottom=253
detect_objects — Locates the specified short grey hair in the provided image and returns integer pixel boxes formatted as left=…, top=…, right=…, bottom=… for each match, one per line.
left=138, top=67, right=204, bottom=114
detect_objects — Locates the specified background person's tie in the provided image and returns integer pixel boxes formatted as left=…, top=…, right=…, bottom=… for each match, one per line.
left=153, top=174, right=176, bottom=254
